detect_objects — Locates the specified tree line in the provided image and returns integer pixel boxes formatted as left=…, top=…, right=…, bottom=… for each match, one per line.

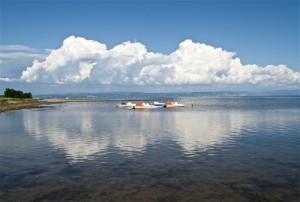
left=4, top=88, right=32, bottom=99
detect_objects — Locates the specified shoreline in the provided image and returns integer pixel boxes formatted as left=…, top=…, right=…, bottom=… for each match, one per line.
left=0, top=99, right=66, bottom=112
left=0, top=98, right=155, bottom=112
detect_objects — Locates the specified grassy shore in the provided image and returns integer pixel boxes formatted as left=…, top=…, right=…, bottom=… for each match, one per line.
left=0, top=98, right=68, bottom=112
left=0, top=97, right=102, bottom=112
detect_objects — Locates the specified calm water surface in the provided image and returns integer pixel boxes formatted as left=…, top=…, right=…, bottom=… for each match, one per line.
left=0, top=96, right=299, bottom=201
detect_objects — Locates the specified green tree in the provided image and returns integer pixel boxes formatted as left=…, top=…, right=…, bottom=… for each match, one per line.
left=4, top=88, right=32, bottom=98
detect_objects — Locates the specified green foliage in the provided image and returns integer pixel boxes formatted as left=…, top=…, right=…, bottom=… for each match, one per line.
left=4, top=88, right=32, bottom=99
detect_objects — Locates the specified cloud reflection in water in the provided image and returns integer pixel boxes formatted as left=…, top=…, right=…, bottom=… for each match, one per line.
left=24, top=106, right=246, bottom=163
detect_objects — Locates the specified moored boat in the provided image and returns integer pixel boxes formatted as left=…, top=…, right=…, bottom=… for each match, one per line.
left=164, top=101, right=185, bottom=108
left=116, top=102, right=136, bottom=108
left=153, top=101, right=165, bottom=107
left=132, top=102, right=159, bottom=109
left=116, top=101, right=185, bottom=109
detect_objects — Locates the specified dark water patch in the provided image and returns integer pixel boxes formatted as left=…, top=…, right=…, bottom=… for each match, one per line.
left=33, top=105, right=57, bottom=111
left=33, top=185, right=90, bottom=202
left=224, top=178, right=300, bottom=202
left=62, top=164, right=81, bottom=175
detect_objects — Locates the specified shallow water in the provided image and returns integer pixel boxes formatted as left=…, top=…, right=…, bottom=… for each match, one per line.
left=1, top=96, right=299, bottom=201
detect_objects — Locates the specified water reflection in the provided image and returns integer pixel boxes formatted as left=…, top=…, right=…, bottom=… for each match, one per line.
left=24, top=111, right=110, bottom=163
left=23, top=104, right=255, bottom=163
left=3, top=98, right=298, bottom=202
left=172, top=111, right=245, bottom=154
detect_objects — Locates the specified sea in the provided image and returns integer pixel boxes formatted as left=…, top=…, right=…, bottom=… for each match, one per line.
left=1, top=94, right=299, bottom=201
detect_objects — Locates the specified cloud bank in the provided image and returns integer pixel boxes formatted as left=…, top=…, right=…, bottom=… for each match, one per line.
left=20, top=36, right=300, bottom=87
left=0, top=46, right=46, bottom=82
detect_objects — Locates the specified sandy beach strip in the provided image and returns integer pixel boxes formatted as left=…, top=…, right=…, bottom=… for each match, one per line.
left=0, top=99, right=64, bottom=112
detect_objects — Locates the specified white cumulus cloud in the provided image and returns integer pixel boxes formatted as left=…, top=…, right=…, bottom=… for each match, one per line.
left=21, top=36, right=300, bottom=87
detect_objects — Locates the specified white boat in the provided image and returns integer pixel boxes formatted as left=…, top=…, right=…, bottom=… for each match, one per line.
left=164, top=101, right=185, bottom=108
left=132, top=102, right=159, bottom=109
left=116, top=102, right=136, bottom=108
left=153, top=101, right=165, bottom=107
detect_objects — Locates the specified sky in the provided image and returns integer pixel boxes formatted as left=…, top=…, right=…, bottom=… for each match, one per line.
left=0, top=0, right=299, bottom=94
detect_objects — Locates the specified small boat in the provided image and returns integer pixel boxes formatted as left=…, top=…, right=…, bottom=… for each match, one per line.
left=116, top=102, right=136, bottom=108
left=153, top=101, right=165, bottom=107
left=164, top=101, right=185, bottom=108
left=132, top=102, right=159, bottom=109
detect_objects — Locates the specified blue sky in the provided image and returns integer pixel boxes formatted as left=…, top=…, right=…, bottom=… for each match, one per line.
left=0, top=0, right=299, bottom=94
